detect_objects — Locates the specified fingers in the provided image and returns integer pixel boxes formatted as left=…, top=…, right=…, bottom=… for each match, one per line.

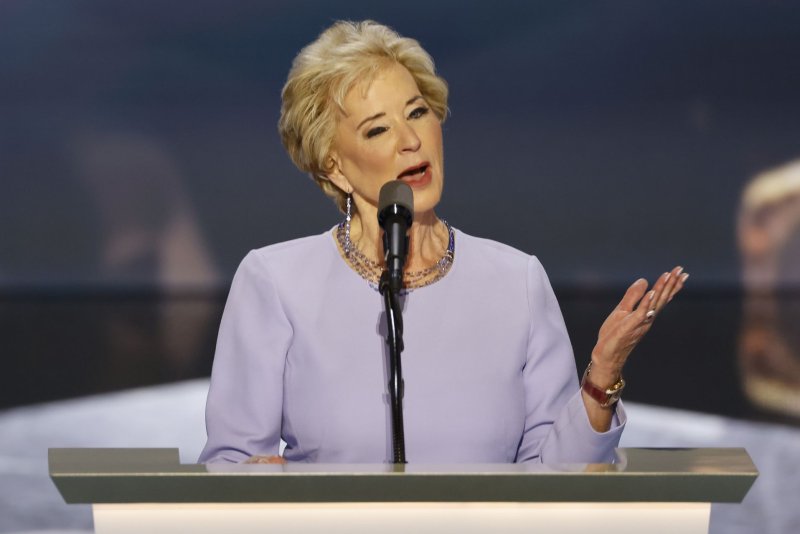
left=640, top=265, right=689, bottom=323
left=652, top=267, right=678, bottom=312
left=638, top=288, right=657, bottom=323
left=667, top=270, right=689, bottom=302
left=617, top=278, right=649, bottom=312
left=655, top=266, right=689, bottom=311
left=244, top=455, right=287, bottom=464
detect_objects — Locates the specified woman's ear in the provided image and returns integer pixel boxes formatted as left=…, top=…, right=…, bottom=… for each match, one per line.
left=325, top=153, right=352, bottom=194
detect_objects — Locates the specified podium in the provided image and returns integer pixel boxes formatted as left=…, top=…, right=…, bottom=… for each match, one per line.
left=49, top=448, right=757, bottom=534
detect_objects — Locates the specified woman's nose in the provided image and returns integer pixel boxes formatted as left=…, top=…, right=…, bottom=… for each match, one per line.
left=397, top=123, right=421, bottom=153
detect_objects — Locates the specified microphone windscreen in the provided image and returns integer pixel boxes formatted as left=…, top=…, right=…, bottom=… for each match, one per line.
left=378, top=181, right=414, bottom=213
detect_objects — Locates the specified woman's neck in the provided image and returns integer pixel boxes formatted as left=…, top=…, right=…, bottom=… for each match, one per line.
left=348, top=209, right=448, bottom=271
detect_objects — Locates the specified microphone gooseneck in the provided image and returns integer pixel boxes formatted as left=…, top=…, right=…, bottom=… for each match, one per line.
left=377, top=181, right=413, bottom=464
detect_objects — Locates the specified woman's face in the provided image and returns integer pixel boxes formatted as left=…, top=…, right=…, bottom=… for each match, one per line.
left=328, top=63, right=444, bottom=217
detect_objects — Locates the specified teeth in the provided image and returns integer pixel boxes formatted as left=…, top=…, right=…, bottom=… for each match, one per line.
left=399, top=165, right=427, bottom=179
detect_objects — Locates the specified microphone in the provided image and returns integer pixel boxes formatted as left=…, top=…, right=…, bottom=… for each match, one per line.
left=378, top=181, right=414, bottom=293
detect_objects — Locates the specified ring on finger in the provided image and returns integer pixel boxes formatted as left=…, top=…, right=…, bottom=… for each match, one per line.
left=645, top=309, right=656, bottom=322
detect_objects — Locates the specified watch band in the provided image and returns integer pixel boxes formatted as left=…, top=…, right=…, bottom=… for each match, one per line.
left=581, top=361, right=625, bottom=408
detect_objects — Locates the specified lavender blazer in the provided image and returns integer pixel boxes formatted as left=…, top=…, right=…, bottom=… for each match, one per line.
left=199, top=228, right=625, bottom=464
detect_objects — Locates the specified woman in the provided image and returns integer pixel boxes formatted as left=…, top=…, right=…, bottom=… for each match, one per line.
left=199, top=20, right=687, bottom=464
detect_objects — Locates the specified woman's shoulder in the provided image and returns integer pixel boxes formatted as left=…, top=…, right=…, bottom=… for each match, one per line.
left=456, top=230, right=529, bottom=256
left=236, top=229, right=337, bottom=278
left=251, top=230, right=333, bottom=258
left=455, top=228, right=540, bottom=271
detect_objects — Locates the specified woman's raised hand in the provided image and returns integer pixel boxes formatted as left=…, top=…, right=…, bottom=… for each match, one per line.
left=589, top=266, right=688, bottom=386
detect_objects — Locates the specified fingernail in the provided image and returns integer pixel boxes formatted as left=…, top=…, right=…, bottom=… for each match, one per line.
left=649, top=290, right=656, bottom=301
left=676, top=266, right=684, bottom=276
left=681, top=273, right=689, bottom=282
left=664, top=272, right=671, bottom=282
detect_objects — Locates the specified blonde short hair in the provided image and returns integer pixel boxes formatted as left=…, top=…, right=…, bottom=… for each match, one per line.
left=279, top=20, right=449, bottom=213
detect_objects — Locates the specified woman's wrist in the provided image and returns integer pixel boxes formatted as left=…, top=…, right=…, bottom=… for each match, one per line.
left=587, top=355, right=623, bottom=389
left=582, top=361, right=626, bottom=409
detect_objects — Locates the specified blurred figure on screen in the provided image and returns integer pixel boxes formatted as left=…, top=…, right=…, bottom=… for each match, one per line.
left=71, top=130, right=219, bottom=289
left=738, top=160, right=800, bottom=418
left=71, top=130, right=220, bottom=372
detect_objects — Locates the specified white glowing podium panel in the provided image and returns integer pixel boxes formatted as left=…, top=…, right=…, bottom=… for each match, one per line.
left=49, top=448, right=757, bottom=534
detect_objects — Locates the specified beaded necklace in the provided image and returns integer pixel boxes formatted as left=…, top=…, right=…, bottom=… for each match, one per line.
left=335, top=220, right=455, bottom=293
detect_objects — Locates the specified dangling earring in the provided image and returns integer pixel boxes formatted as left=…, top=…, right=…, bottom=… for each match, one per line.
left=344, top=193, right=352, bottom=258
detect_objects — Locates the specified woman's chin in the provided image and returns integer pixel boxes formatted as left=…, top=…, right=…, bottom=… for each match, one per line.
left=409, top=183, right=442, bottom=215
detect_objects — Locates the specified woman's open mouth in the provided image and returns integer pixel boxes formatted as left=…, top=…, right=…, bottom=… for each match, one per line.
left=397, top=162, right=431, bottom=187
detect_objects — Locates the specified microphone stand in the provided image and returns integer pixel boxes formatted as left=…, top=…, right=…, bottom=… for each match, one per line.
left=379, top=270, right=406, bottom=464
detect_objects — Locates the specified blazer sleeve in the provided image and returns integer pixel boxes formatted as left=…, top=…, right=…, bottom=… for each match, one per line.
left=198, top=251, right=293, bottom=463
left=515, top=256, right=626, bottom=463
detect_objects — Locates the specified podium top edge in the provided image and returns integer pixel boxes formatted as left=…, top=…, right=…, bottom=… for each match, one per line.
left=47, top=447, right=758, bottom=477
left=47, top=448, right=758, bottom=504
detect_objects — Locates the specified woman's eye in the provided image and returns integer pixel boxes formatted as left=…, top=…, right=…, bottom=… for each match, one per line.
left=366, top=126, right=387, bottom=138
left=408, top=106, right=429, bottom=119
